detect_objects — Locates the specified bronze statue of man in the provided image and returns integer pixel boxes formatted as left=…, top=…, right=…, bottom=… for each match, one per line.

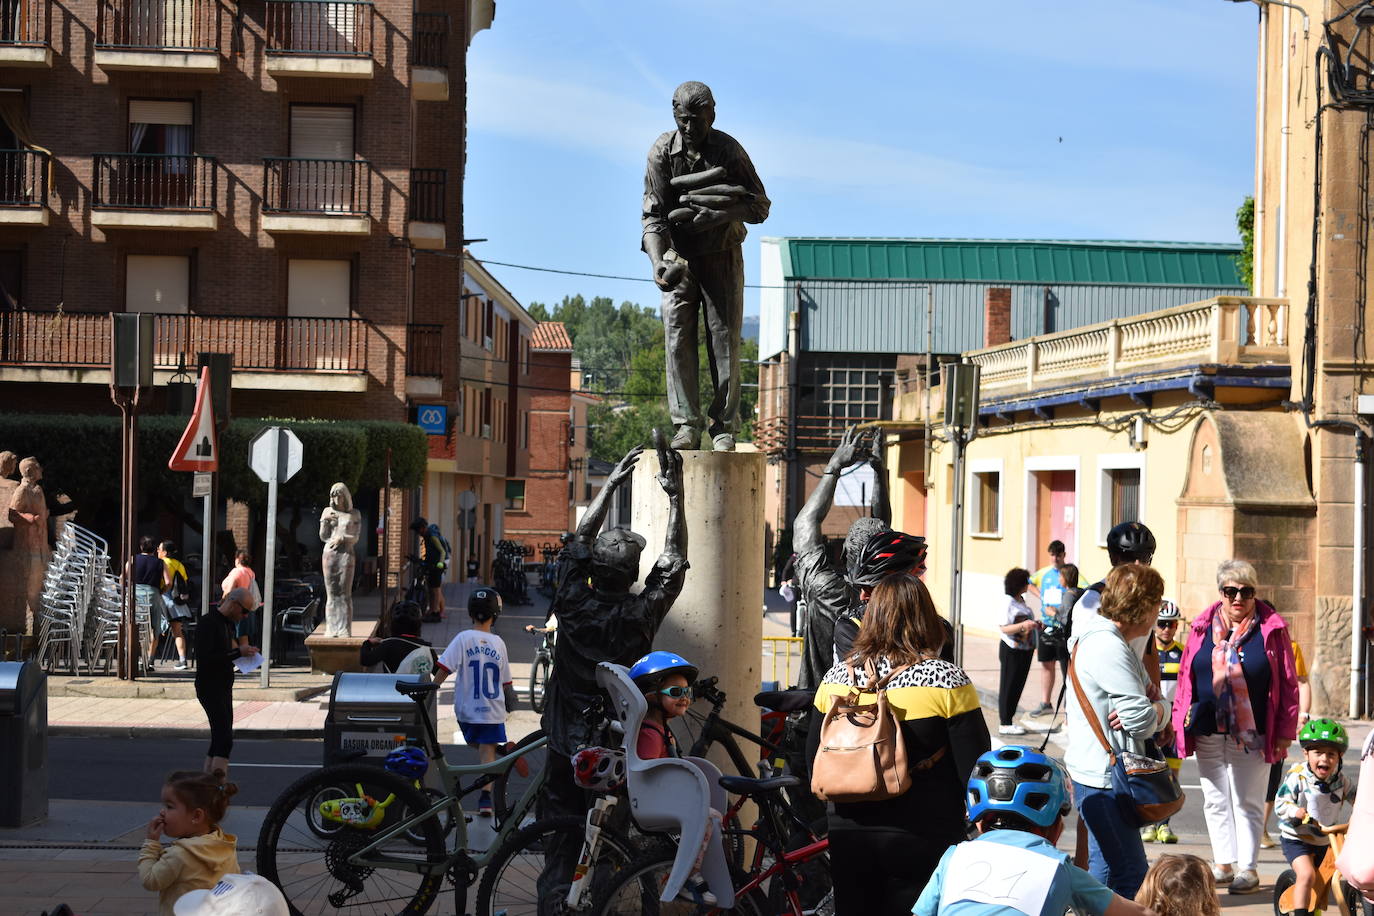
left=642, top=80, right=769, bottom=452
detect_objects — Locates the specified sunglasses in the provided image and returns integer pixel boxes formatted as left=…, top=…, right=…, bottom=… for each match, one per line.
left=654, top=686, right=692, bottom=699
left=1156, top=620, right=1178, bottom=628
left=1220, top=586, right=1256, bottom=601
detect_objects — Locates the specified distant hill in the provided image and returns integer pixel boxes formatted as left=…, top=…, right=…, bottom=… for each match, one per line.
left=742, top=315, right=759, bottom=341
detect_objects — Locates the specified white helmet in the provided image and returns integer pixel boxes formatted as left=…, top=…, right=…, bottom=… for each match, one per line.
left=1157, top=599, right=1181, bottom=622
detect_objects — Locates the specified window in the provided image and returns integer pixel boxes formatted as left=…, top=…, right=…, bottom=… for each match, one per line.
left=126, top=255, right=189, bottom=313
left=287, top=259, right=350, bottom=317
left=128, top=100, right=194, bottom=207
left=505, top=480, right=525, bottom=511
left=288, top=105, right=355, bottom=212
left=481, top=388, right=492, bottom=437
left=795, top=353, right=897, bottom=450
left=1097, top=456, right=1146, bottom=544
left=520, top=410, right=529, bottom=449
left=969, top=459, right=1002, bottom=538
left=1109, top=469, right=1140, bottom=526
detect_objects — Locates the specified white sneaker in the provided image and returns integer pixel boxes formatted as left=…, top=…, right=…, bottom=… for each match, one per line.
left=1228, top=869, right=1260, bottom=894
left=173, top=660, right=188, bottom=670
left=998, top=724, right=1028, bottom=736
left=1212, top=864, right=1234, bottom=885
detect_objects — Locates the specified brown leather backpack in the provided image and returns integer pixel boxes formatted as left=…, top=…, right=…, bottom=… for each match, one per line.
left=811, top=659, right=921, bottom=803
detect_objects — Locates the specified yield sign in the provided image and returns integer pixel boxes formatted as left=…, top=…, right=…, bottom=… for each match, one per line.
left=169, top=366, right=219, bottom=472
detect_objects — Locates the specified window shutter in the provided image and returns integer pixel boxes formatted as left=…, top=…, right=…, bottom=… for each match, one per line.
left=290, top=106, right=354, bottom=159
left=126, top=255, right=189, bottom=313
left=287, top=259, right=351, bottom=317
left=129, top=100, right=193, bottom=125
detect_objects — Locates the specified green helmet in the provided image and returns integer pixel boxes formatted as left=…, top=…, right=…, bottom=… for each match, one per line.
left=1299, top=717, right=1349, bottom=752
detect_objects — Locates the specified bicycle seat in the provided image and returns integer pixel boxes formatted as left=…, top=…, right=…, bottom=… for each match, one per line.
left=718, top=775, right=800, bottom=797
left=394, top=681, right=439, bottom=698
left=754, top=689, right=814, bottom=712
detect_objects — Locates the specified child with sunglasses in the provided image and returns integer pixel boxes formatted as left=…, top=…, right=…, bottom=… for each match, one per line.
left=1142, top=600, right=1185, bottom=845
left=628, top=650, right=698, bottom=760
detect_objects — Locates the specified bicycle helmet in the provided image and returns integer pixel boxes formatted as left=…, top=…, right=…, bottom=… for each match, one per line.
left=468, top=587, right=502, bottom=622
left=628, top=650, right=699, bottom=691
left=1300, top=718, right=1349, bottom=753
left=384, top=746, right=429, bottom=780
left=572, top=746, right=627, bottom=792
left=966, top=745, right=1071, bottom=829
left=1106, top=521, right=1156, bottom=564
left=390, top=601, right=423, bottom=636
left=846, top=530, right=927, bottom=589
left=1157, top=599, right=1181, bottom=622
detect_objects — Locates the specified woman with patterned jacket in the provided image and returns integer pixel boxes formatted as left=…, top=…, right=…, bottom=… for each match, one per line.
left=807, top=574, right=991, bottom=915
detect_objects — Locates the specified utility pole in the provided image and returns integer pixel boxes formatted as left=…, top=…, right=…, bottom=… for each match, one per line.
left=944, top=362, right=980, bottom=667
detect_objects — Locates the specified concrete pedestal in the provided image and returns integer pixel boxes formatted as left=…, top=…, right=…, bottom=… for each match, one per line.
left=305, top=635, right=368, bottom=675
left=631, top=449, right=764, bottom=769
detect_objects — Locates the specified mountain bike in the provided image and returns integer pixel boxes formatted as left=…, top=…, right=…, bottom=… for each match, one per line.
left=257, top=680, right=560, bottom=915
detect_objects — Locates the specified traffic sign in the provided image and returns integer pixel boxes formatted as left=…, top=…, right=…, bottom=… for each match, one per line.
left=192, top=472, right=212, bottom=498
left=249, top=427, right=303, bottom=484
left=417, top=404, right=447, bottom=435
left=168, top=366, right=219, bottom=471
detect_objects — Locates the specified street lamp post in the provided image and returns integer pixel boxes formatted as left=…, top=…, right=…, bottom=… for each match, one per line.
left=944, top=362, right=981, bottom=667
left=110, top=313, right=153, bottom=680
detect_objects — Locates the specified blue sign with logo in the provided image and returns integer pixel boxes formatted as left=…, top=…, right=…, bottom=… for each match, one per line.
left=416, top=405, right=447, bottom=435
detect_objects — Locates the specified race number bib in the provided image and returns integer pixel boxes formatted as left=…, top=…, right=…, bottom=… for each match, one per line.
left=939, top=842, right=1058, bottom=915
left=1042, top=586, right=1064, bottom=609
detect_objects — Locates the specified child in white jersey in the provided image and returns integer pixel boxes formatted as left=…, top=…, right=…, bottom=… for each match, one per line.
left=434, top=586, right=515, bottom=816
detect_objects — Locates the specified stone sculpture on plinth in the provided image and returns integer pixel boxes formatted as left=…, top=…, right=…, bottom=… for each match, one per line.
left=6, top=457, right=48, bottom=634
left=538, top=432, right=688, bottom=905
left=318, top=482, right=361, bottom=639
left=642, top=80, right=770, bottom=452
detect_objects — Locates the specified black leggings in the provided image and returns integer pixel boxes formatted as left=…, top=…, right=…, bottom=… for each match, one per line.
left=829, top=825, right=948, bottom=915
left=998, top=642, right=1035, bottom=726
left=197, top=683, right=234, bottom=759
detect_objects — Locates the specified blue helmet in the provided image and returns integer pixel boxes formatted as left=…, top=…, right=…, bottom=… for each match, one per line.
left=966, top=745, right=1070, bottom=829
left=628, top=651, right=699, bottom=690
left=384, top=746, right=429, bottom=780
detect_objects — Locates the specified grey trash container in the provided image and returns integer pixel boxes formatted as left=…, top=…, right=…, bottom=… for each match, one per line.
left=323, top=672, right=434, bottom=767
left=0, top=660, right=47, bottom=826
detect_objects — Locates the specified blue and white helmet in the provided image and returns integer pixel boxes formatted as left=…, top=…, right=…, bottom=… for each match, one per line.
left=967, top=745, right=1071, bottom=828
left=627, top=650, right=699, bottom=691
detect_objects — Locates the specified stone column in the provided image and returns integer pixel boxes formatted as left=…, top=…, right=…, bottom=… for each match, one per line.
left=631, top=449, right=764, bottom=769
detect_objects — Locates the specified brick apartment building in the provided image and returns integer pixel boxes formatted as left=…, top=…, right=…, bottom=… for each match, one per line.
left=0, top=0, right=495, bottom=576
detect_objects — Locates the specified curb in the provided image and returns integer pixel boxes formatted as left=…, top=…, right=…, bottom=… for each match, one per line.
left=50, top=724, right=325, bottom=740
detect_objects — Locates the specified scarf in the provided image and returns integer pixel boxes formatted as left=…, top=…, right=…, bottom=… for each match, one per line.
left=1210, top=608, right=1262, bottom=753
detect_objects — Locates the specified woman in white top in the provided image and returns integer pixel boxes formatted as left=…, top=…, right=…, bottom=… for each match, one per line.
left=1065, top=563, right=1169, bottom=900
left=996, top=567, right=1038, bottom=737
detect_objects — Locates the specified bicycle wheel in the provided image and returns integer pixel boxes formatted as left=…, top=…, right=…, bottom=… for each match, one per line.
left=494, top=728, right=547, bottom=827
left=591, top=849, right=763, bottom=916
left=404, top=786, right=453, bottom=845
left=475, top=814, right=635, bottom=916
left=1273, top=868, right=1296, bottom=916
left=257, top=763, right=446, bottom=915
left=529, top=655, right=551, bottom=714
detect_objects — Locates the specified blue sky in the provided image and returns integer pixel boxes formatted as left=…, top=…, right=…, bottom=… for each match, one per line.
left=463, top=0, right=1259, bottom=318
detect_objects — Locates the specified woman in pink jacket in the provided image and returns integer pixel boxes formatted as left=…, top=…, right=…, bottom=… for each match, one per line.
left=1171, top=559, right=1299, bottom=896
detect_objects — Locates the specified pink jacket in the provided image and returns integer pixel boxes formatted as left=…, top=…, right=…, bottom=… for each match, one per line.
left=1171, top=599, right=1299, bottom=764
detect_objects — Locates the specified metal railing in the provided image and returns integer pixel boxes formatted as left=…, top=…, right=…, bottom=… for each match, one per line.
left=92, top=153, right=217, bottom=210
left=762, top=635, right=803, bottom=688
left=0, top=0, right=48, bottom=45
left=96, top=0, right=216, bottom=50
left=753, top=413, right=874, bottom=454
left=0, top=311, right=368, bottom=372
left=265, top=0, right=371, bottom=56
left=0, top=149, right=47, bottom=205
left=412, top=11, right=447, bottom=67
left=262, top=157, right=369, bottom=214
left=406, top=323, right=442, bottom=377
left=408, top=168, right=444, bottom=223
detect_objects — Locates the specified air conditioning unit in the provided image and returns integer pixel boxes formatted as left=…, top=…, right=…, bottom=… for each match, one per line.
left=481, top=423, right=491, bottom=439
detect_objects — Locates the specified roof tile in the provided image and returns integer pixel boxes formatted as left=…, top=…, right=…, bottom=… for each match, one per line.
left=532, top=322, right=573, bottom=351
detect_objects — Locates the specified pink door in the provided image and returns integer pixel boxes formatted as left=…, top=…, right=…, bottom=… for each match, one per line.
left=1046, top=470, right=1076, bottom=558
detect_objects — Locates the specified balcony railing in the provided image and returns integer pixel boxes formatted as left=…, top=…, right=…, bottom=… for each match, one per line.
left=96, top=0, right=216, bottom=50
left=0, top=311, right=367, bottom=372
left=0, top=149, right=47, bottom=206
left=263, top=157, right=369, bottom=215
left=412, top=11, right=447, bottom=68
left=966, top=296, right=1291, bottom=395
left=265, top=0, right=372, bottom=56
left=93, top=153, right=217, bottom=210
left=406, top=323, right=442, bottom=377
left=0, top=0, right=47, bottom=45
left=409, top=168, right=444, bottom=223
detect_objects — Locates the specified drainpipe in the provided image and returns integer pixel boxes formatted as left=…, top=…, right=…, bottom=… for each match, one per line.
left=786, top=287, right=801, bottom=524
left=1255, top=6, right=1267, bottom=293
left=1278, top=6, right=1290, bottom=298
left=1353, top=432, right=1367, bottom=718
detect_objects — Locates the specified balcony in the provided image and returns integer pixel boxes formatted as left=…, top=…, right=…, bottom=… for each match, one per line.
left=91, top=153, right=218, bottom=230
left=411, top=11, right=448, bottom=101
left=265, top=0, right=373, bottom=79
left=0, top=0, right=51, bottom=67
left=405, top=323, right=442, bottom=396
left=261, top=157, right=370, bottom=235
left=407, top=167, right=444, bottom=249
left=95, top=0, right=219, bottom=72
left=0, top=149, right=48, bottom=225
left=0, top=310, right=369, bottom=391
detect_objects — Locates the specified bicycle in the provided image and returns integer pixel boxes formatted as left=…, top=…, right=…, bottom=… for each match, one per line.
left=257, top=679, right=560, bottom=915
left=524, top=624, right=555, bottom=714
left=398, top=555, right=429, bottom=617
left=537, top=541, right=562, bottom=597
left=1274, top=822, right=1365, bottom=916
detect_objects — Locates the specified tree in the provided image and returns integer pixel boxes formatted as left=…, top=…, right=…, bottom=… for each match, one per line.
left=1236, top=195, right=1255, bottom=293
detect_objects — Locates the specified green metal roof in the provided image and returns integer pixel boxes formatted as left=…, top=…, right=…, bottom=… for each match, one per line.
left=773, top=238, right=1246, bottom=288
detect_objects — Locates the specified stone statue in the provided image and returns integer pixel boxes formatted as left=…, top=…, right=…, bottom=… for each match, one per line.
left=642, top=81, right=770, bottom=453
left=319, top=482, right=361, bottom=639
left=0, top=451, right=17, bottom=551
left=6, top=457, right=49, bottom=634
left=538, top=431, right=687, bottom=904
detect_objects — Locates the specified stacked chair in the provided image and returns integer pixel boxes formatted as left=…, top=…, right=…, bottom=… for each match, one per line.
left=33, top=523, right=110, bottom=675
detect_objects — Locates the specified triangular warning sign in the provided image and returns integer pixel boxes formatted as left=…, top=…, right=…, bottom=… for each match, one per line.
left=169, top=366, right=219, bottom=472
